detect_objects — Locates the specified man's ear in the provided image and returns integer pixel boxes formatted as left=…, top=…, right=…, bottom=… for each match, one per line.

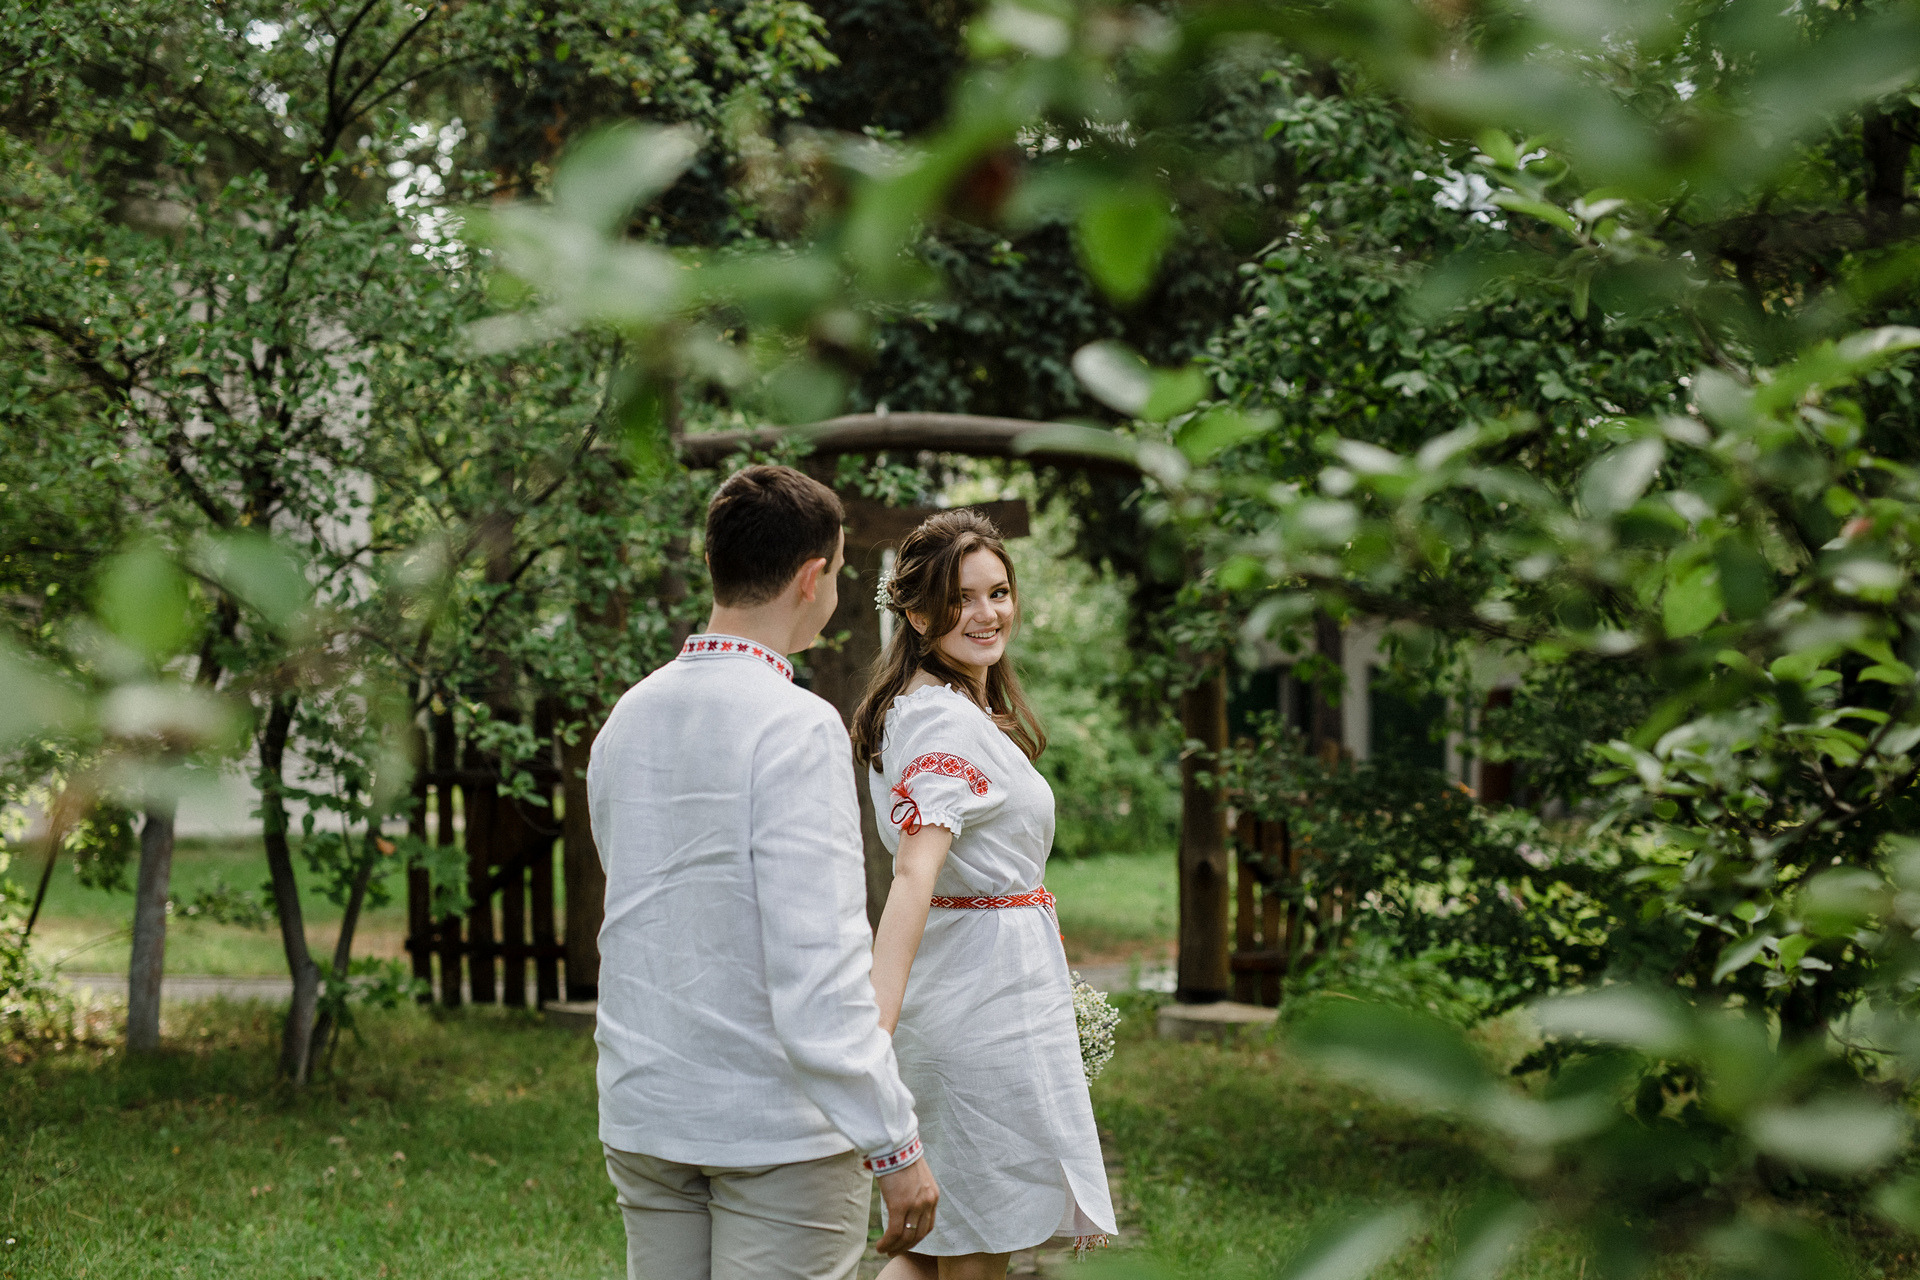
left=794, top=556, right=828, bottom=603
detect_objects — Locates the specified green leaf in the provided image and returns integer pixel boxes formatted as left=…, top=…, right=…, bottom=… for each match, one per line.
left=1713, top=934, right=1771, bottom=983
left=765, top=360, right=846, bottom=426
left=1278, top=1207, right=1422, bottom=1280
left=1876, top=1175, right=1920, bottom=1235
left=1075, top=183, right=1175, bottom=304
left=551, top=123, right=701, bottom=236
left=1750, top=1097, right=1908, bottom=1174
left=1663, top=563, right=1723, bottom=638
left=1175, top=408, right=1271, bottom=464
left=193, top=533, right=310, bottom=633
left=1579, top=438, right=1664, bottom=516
left=1798, top=868, right=1884, bottom=937
left=0, top=639, right=85, bottom=747
left=1144, top=366, right=1208, bottom=420
left=1713, top=538, right=1773, bottom=620
left=1489, top=192, right=1578, bottom=235
left=1071, top=341, right=1152, bottom=415
left=1531, top=988, right=1691, bottom=1057
left=1290, top=1002, right=1493, bottom=1110
left=96, top=543, right=195, bottom=662
left=1476, top=129, right=1520, bottom=169
left=1441, top=1199, right=1533, bottom=1280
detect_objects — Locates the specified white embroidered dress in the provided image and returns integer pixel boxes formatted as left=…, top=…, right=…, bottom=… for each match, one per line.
left=870, top=684, right=1117, bottom=1256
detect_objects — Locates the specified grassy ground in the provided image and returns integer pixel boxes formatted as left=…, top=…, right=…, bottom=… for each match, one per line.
left=19, top=837, right=413, bottom=977
left=16, top=839, right=1178, bottom=978
left=1049, top=852, right=1176, bottom=965
left=7, top=1000, right=1914, bottom=1280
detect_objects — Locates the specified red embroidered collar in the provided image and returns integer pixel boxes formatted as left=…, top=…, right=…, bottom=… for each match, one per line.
left=677, top=634, right=794, bottom=682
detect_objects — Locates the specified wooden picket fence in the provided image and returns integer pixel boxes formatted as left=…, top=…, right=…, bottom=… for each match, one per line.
left=402, top=706, right=594, bottom=1007
left=1228, top=812, right=1348, bottom=1007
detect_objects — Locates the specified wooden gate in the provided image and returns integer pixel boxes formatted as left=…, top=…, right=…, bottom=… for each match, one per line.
left=403, top=704, right=602, bottom=1007
left=1229, top=813, right=1347, bottom=1007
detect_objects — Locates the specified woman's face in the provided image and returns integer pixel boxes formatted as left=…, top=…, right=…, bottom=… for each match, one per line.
left=915, top=547, right=1015, bottom=683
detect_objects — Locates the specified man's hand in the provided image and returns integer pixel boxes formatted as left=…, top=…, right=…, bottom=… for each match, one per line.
left=874, top=1159, right=939, bottom=1257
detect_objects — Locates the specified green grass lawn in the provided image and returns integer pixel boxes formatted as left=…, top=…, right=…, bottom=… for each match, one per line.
left=16, top=838, right=1175, bottom=978
left=18, top=836, right=412, bottom=977
left=1049, top=851, right=1176, bottom=964
left=8, top=999, right=1913, bottom=1280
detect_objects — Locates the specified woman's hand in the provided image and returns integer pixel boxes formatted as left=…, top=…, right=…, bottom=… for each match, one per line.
left=874, top=1158, right=940, bottom=1256
left=870, top=823, right=954, bottom=1034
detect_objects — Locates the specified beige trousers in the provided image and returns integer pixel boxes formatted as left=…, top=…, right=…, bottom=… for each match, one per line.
left=604, top=1145, right=870, bottom=1280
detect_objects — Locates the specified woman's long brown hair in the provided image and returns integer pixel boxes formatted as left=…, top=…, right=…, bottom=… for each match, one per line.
left=850, top=509, right=1047, bottom=771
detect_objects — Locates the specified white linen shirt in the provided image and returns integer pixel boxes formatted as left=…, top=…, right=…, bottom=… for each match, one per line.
left=587, top=634, right=920, bottom=1169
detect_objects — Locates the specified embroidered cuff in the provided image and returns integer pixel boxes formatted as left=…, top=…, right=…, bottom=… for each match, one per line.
left=863, top=1135, right=923, bottom=1175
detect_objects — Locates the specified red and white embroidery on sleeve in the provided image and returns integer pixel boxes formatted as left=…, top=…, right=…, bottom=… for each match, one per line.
left=888, top=753, right=990, bottom=835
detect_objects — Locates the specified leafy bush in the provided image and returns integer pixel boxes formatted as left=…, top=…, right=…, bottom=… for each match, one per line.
left=998, top=485, right=1182, bottom=856
left=0, top=848, right=72, bottom=1047
left=1222, top=718, right=1632, bottom=1015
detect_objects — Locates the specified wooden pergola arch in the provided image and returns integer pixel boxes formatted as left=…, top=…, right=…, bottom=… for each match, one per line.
left=401, top=413, right=1245, bottom=1015
left=679, top=413, right=1234, bottom=1007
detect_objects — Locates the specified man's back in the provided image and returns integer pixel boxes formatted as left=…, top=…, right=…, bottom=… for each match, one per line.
left=589, top=639, right=913, bottom=1168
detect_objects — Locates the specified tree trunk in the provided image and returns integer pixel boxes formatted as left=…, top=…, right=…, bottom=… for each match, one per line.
left=311, top=835, right=377, bottom=1064
left=1175, top=667, right=1231, bottom=1004
left=125, top=802, right=177, bottom=1053
left=261, top=694, right=322, bottom=1083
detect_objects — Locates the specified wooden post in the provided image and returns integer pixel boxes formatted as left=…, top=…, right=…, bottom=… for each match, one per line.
left=811, top=494, right=1035, bottom=927
left=1233, top=813, right=1258, bottom=1005
left=1311, top=614, right=1345, bottom=765
left=560, top=721, right=603, bottom=999
left=799, top=478, right=892, bottom=928
left=406, top=721, right=432, bottom=1000
left=463, top=739, right=498, bottom=1004
left=499, top=789, right=528, bottom=1009
left=529, top=700, right=560, bottom=1006
left=434, top=709, right=463, bottom=1007
left=1176, top=667, right=1231, bottom=1004
left=1259, top=822, right=1284, bottom=1006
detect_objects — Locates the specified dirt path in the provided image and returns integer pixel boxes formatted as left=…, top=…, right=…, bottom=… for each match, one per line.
left=56, top=972, right=293, bottom=1001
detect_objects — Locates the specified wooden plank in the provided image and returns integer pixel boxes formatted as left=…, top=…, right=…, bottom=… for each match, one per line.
left=560, top=723, right=603, bottom=1000
left=1175, top=668, right=1231, bottom=1004
left=1232, top=813, right=1257, bottom=1005
left=406, top=723, right=432, bottom=998
left=842, top=497, right=1032, bottom=548
left=676, top=413, right=1143, bottom=476
left=530, top=704, right=560, bottom=1006
left=433, top=711, right=462, bottom=1008
left=499, top=791, right=528, bottom=1009
left=463, top=740, right=497, bottom=1005
left=1259, top=820, right=1285, bottom=1006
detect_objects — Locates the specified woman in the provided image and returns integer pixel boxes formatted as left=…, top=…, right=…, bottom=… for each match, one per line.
left=851, top=509, right=1117, bottom=1280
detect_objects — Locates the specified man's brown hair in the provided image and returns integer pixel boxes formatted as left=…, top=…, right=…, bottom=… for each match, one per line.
left=704, top=464, right=845, bottom=607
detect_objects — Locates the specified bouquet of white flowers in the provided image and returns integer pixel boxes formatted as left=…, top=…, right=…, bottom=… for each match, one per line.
left=1070, top=972, right=1120, bottom=1084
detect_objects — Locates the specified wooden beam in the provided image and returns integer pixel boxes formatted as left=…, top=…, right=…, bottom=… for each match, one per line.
left=675, top=413, right=1140, bottom=475
left=1176, top=667, right=1232, bottom=1004
left=843, top=497, right=1031, bottom=549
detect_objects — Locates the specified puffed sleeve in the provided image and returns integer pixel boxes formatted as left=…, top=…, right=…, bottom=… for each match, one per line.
left=883, top=689, right=1007, bottom=838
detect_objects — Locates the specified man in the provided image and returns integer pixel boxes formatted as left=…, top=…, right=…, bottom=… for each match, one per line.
left=589, top=464, right=940, bottom=1279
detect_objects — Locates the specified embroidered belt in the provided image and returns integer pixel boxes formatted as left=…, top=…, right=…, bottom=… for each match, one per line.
left=928, top=888, right=1056, bottom=911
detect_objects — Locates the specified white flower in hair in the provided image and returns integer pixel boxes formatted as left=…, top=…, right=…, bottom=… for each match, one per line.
left=873, top=567, right=896, bottom=611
